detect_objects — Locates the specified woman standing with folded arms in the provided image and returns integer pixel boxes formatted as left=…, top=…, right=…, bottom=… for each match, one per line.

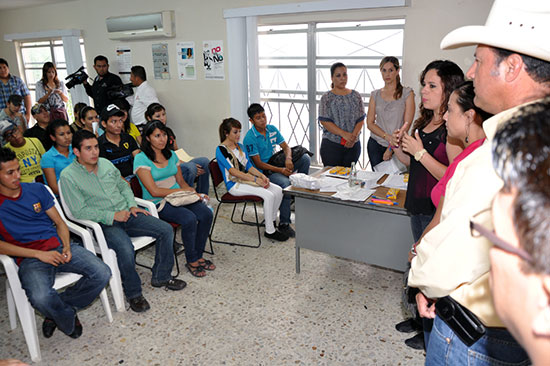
left=366, top=56, right=415, bottom=168
left=318, top=62, right=365, bottom=167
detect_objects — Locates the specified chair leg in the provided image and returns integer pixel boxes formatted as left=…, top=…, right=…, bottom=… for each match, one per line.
left=209, top=201, right=262, bottom=249
left=11, top=284, right=41, bottom=362
left=99, top=288, right=113, bottom=323
left=6, top=281, right=17, bottom=330
left=104, top=249, right=125, bottom=312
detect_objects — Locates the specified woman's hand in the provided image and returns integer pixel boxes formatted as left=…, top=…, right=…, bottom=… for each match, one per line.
left=341, top=131, right=355, bottom=144
left=383, top=147, right=393, bottom=161
left=401, top=130, right=424, bottom=156
left=258, top=174, right=270, bottom=188
left=390, top=129, right=401, bottom=147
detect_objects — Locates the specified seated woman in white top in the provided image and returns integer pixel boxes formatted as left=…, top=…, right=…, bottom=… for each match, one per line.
left=215, top=118, right=288, bottom=242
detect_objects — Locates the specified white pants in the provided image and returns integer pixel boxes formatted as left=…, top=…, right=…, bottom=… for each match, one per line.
left=229, top=183, right=283, bottom=234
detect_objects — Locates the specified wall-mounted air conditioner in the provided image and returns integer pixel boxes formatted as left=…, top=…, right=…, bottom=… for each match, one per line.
left=106, top=11, right=175, bottom=41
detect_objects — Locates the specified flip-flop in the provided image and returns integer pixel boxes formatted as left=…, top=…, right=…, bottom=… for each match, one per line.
left=198, top=259, right=215, bottom=271
left=186, top=263, right=206, bottom=277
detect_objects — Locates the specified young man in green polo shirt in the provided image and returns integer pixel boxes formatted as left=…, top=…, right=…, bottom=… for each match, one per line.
left=59, top=130, right=186, bottom=313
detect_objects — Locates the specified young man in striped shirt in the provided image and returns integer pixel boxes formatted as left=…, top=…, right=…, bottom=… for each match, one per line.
left=59, top=130, right=186, bottom=313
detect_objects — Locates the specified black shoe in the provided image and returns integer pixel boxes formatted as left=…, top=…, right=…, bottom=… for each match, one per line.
left=395, top=318, right=421, bottom=333
left=404, top=332, right=425, bottom=350
left=68, top=315, right=83, bottom=339
left=278, top=223, right=295, bottom=238
left=128, top=295, right=151, bottom=313
left=42, top=317, right=57, bottom=338
left=264, top=229, right=289, bottom=242
left=152, top=278, right=187, bottom=291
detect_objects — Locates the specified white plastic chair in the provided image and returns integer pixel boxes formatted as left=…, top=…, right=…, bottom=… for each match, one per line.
left=58, top=183, right=159, bottom=312
left=1, top=186, right=113, bottom=362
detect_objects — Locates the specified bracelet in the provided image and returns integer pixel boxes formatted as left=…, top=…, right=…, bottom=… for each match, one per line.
left=410, top=243, right=417, bottom=255
left=254, top=177, right=257, bottom=183
left=414, top=148, right=427, bottom=162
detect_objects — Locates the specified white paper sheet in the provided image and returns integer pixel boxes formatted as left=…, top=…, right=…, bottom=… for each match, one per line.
left=332, top=185, right=376, bottom=202
left=356, top=170, right=384, bottom=181
left=319, top=177, right=347, bottom=192
left=381, top=174, right=408, bottom=190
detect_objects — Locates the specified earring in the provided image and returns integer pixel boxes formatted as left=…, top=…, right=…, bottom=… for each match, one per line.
left=465, top=135, right=469, bottom=144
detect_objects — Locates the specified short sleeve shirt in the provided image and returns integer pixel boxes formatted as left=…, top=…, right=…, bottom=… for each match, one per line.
left=24, top=124, right=53, bottom=151
left=99, top=133, right=139, bottom=178
left=5, top=137, right=45, bottom=182
left=215, top=144, right=253, bottom=191
left=0, top=74, right=31, bottom=114
left=40, top=145, right=76, bottom=185
left=318, top=90, right=365, bottom=144
left=243, top=125, right=285, bottom=165
left=133, top=150, right=180, bottom=204
left=0, top=183, right=60, bottom=264
left=35, top=80, right=68, bottom=109
left=371, top=87, right=413, bottom=147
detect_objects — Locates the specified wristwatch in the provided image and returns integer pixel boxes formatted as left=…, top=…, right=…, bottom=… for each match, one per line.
left=414, top=148, right=427, bottom=162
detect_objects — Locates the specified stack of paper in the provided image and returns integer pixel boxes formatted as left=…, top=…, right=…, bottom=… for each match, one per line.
left=381, top=174, right=408, bottom=190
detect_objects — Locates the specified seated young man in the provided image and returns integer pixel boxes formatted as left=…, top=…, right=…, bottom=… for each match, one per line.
left=59, top=130, right=185, bottom=313
left=98, top=104, right=139, bottom=180
left=0, top=95, right=27, bottom=146
left=24, top=103, right=52, bottom=151
left=483, top=101, right=550, bottom=366
left=1, top=120, right=44, bottom=183
left=0, top=147, right=110, bottom=339
left=243, top=103, right=310, bottom=237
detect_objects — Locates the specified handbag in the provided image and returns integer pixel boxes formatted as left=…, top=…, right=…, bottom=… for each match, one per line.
left=219, top=145, right=261, bottom=187
left=267, top=145, right=313, bottom=168
left=435, top=296, right=486, bottom=346
left=157, top=190, right=200, bottom=211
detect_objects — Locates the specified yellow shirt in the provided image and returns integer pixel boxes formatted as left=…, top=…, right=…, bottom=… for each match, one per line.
left=6, top=137, right=45, bottom=183
left=128, top=122, right=141, bottom=143
left=408, top=102, right=536, bottom=327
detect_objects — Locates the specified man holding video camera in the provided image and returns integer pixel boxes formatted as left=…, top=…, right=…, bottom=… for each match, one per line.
left=83, top=55, right=123, bottom=112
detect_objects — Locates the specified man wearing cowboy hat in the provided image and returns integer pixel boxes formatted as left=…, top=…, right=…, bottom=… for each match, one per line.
left=408, top=0, right=550, bottom=364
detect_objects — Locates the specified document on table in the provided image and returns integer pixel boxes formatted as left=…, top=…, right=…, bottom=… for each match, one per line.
left=381, top=174, right=408, bottom=190
left=332, top=185, right=376, bottom=202
left=356, top=170, right=384, bottom=181
left=319, top=177, right=347, bottom=192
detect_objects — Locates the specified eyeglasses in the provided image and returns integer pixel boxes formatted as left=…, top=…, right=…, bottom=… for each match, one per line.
left=4, top=128, right=19, bottom=139
left=469, top=208, right=534, bottom=265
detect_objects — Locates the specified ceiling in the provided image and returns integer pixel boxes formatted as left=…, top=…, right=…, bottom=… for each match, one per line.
left=0, top=0, right=76, bottom=11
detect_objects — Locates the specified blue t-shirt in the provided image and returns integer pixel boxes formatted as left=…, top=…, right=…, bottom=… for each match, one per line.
left=243, top=125, right=285, bottom=168
left=40, top=145, right=76, bottom=185
left=215, top=143, right=253, bottom=191
left=0, top=183, right=60, bottom=263
left=133, top=150, right=180, bottom=204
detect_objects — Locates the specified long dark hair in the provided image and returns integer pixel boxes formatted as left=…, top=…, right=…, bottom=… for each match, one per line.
left=79, top=106, right=97, bottom=122
left=145, top=102, right=165, bottom=122
left=413, top=60, right=464, bottom=131
left=453, top=81, right=492, bottom=122
left=41, top=62, right=60, bottom=88
left=219, top=118, right=242, bottom=143
left=330, top=62, right=346, bottom=89
left=141, top=120, right=172, bottom=162
left=47, top=119, right=71, bottom=147
left=379, top=56, right=403, bottom=100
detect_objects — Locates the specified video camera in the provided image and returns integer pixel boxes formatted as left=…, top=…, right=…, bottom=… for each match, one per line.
left=65, top=66, right=88, bottom=89
left=106, top=83, right=134, bottom=100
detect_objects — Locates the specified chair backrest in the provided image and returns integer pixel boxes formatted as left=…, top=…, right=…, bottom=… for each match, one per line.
left=208, top=159, right=224, bottom=202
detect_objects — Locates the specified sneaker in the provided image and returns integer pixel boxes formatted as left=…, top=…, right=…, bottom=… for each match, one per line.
left=128, top=295, right=151, bottom=313
left=278, top=223, right=295, bottom=238
left=264, top=229, right=289, bottom=242
left=68, top=315, right=83, bottom=339
left=152, top=278, right=187, bottom=291
left=404, top=332, right=425, bottom=350
left=42, top=317, right=57, bottom=338
left=395, top=318, right=421, bottom=333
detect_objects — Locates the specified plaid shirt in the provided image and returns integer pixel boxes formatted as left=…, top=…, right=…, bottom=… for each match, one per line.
left=0, top=74, right=30, bottom=114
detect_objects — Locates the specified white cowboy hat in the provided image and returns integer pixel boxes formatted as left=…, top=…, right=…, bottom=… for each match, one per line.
left=440, top=0, right=550, bottom=62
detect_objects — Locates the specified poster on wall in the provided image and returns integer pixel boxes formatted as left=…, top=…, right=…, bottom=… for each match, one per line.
left=116, top=45, right=132, bottom=83
left=202, top=40, right=225, bottom=80
left=176, top=41, right=196, bottom=80
left=152, top=43, right=170, bottom=80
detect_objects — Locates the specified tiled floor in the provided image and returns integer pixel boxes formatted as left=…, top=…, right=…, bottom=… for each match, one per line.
left=0, top=200, right=424, bottom=365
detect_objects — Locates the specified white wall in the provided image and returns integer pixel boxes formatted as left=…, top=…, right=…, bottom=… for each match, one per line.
left=0, top=0, right=492, bottom=158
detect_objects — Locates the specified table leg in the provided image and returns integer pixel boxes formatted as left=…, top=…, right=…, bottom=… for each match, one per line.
left=295, top=245, right=301, bottom=273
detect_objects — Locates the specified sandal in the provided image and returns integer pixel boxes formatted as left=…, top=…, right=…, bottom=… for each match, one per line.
left=198, top=259, right=216, bottom=271
left=186, top=263, right=206, bottom=277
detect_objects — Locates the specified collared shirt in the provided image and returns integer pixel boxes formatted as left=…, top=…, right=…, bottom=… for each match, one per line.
left=243, top=124, right=284, bottom=167
left=0, top=74, right=30, bottom=114
left=99, top=132, right=139, bottom=178
left=5, top=137, right=45, bottom=183
left=40, top=145, right=76, bottom=185
left=130, top=81, right=159, bottom=126
left=408, top=101, right=537, bottom=327
left=59, top=157, right=137, bottom=225
left=83, top=72, right=122, bottom=112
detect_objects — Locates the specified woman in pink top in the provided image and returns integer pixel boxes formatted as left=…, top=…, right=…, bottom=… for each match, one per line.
left=412, top=81, right=491, bottom=255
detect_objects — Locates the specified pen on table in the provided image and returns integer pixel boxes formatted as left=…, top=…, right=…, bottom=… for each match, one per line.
left=371, top=198, right=398, bottom=206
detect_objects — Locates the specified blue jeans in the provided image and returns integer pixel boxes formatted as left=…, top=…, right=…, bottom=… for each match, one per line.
left=18, top=243, right=111, bottom=335
left=99, top=213, right=174, bottom=299
left=320, top=138, right=361, bottom=167
left=410, top=213, right=434, bottom=242
left=158, top=201, right=213, bottom=263
left=366, top=137, right=387, bottom=170
left=426, top=315, right=530, bottom=366
left=267, top=153, right=311, bottom=224
left=180, top=157, right=210, bottom=194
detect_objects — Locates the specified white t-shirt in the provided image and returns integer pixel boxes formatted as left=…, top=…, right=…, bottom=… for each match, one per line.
left=130, top=81, right=159, bottom=126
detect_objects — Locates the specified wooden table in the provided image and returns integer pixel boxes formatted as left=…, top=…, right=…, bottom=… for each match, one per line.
left=286, top=170, right=413, bottom=272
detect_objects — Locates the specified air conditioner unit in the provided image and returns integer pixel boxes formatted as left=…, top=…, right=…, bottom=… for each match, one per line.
left=106, top=11, right=175, bottom=40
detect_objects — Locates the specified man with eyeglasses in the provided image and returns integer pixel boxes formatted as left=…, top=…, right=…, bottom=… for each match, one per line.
left=1, top=120, right=45, bottom=183
left=407, top=0, right=550, bottom=364
left=479, top=101, right=550, bottom=366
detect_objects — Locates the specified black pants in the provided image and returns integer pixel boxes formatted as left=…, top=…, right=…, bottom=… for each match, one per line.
left=320, top=138, right=361, bottom=167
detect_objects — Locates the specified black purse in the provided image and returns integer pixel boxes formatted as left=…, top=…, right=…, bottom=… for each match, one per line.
left=435, top=296, right=486, bottom=346
left=267, top=145, right=313, bottom=168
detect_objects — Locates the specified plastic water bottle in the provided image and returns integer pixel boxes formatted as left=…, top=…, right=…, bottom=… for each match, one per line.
left=199, top=193, right=214, bottom=212
left=348, top=163, right=357, bottom=187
